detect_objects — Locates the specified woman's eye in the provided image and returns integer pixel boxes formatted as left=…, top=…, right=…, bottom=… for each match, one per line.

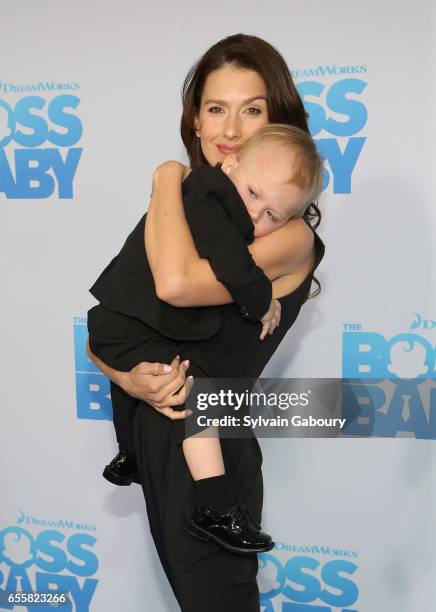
left=248, top=188, right=257, bottom=198
left=245, top=107, right=262, bottom=115
left=208, top=106, right=223, bottom=114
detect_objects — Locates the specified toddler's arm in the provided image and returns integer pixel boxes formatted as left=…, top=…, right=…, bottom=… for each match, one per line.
left=184, top=170, right=271, bottom=323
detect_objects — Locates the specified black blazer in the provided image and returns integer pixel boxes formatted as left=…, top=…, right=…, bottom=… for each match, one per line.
left=89, top=166, right=272, bottom=341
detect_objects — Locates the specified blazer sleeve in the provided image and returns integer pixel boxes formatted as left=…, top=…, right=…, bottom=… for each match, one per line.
left=183, top=181, right=272, bottom=322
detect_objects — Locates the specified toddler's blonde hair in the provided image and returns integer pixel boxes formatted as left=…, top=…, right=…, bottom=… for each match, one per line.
left=238, top=124, right=324, bottom=208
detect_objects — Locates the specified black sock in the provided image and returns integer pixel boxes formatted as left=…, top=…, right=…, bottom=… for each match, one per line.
left=195, top=474, right=236, bottom=514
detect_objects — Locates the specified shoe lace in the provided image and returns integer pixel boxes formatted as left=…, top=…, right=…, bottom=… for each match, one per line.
left=231, top=505, right=260, bottom=530
left=232, top=508, right=245, bottom=523
left=234, top=502, right=261, bottom=530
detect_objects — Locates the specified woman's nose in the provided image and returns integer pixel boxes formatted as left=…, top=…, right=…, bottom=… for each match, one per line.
left=223, top=113, right=241, bottom=139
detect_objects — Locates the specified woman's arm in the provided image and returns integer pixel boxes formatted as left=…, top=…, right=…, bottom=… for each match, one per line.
left=86, top=338, right=193, bottom=419
left=145, top=162, right=233, bottom=307
left=145, top=161, right=315, bottom=307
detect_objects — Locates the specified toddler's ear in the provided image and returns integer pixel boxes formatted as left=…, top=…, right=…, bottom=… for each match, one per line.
left=221, top=154, right=238, bottom=175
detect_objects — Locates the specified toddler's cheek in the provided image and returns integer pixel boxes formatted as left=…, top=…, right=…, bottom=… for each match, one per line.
left=254, top=225, right=269, bottom=238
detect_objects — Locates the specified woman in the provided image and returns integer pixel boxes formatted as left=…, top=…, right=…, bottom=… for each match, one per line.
left=88, top=34, right=324, bottom=611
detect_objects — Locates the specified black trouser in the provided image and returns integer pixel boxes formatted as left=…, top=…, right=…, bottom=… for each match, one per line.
left=88, top=306, right=263, bottom=611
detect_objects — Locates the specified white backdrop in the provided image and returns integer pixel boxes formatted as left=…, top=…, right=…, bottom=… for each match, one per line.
left=2, top=1, right=436, bottom=610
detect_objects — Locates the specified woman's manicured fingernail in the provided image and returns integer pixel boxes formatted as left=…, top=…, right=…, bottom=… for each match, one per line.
left=186, top=409, right=192, bottom=416
left=187, top=375, right=194, bottom=383
left=183, top=359, right=190, bottom=367
left=163, top=364, right=172, bottom=373
left=176, top=355, right=180, bottom=361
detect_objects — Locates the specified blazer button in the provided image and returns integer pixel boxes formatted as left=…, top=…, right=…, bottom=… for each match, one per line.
left=239, top=306, right=251, bottom=319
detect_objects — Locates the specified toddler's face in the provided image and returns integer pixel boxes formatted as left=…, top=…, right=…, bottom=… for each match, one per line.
left=221, top=143, right=311, bottom=237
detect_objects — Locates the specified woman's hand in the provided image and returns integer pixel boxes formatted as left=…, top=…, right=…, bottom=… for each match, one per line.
left=87, top=339, right=194, bottom=420
left=120, top=355, right=194, bottom=420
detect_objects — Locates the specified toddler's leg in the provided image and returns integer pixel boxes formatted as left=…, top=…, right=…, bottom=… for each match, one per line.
left=183, top=426, right=274, bottom=554
left=101, top=382, right=141, bottom=487
left=87, top=305, right=174, bottom=487
left=182, top=426, right=224, bottom=479
left=182, top=427, right=236, bottom=515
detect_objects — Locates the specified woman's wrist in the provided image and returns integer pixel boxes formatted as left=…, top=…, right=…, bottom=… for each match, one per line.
left=116, top=370, right=135, bottom=396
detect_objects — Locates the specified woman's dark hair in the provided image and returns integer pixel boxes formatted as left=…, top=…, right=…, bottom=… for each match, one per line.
left=181, top=33, right=322, bottom=296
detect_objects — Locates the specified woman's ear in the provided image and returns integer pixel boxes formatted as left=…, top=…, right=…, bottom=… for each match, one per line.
left=221, top=154, right=239, bottom=175
left=194, top=115, right=201, bottom=137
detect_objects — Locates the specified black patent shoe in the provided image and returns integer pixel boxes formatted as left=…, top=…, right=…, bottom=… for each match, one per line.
left=102, top=451, right=141, bottom=486
left=188, top=502, right=274, bottom=554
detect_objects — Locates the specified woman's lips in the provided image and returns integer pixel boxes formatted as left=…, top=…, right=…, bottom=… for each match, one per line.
left=216, top=144, right=239, bottom=155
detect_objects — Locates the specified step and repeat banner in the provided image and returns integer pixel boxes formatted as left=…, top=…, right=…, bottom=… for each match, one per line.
left=2, top=1, right=435, bottom=610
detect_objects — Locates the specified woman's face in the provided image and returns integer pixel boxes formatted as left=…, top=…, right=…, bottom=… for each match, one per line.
left=194, top=64, right=269, bottom=166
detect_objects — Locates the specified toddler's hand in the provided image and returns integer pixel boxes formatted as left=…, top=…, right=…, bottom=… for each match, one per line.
left=259, top=298, right=281, bottom=340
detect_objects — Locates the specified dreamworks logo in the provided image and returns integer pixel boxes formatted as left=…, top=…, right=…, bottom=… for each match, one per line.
left=0, top=80, right=80, bottom=93
left=292, top=63, right=367, bottom=79
left=409, top=313, right=436, bottom=331
left=274, top=541, right=358, bottom=559
left=16, top=511, right=96, bottom=533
